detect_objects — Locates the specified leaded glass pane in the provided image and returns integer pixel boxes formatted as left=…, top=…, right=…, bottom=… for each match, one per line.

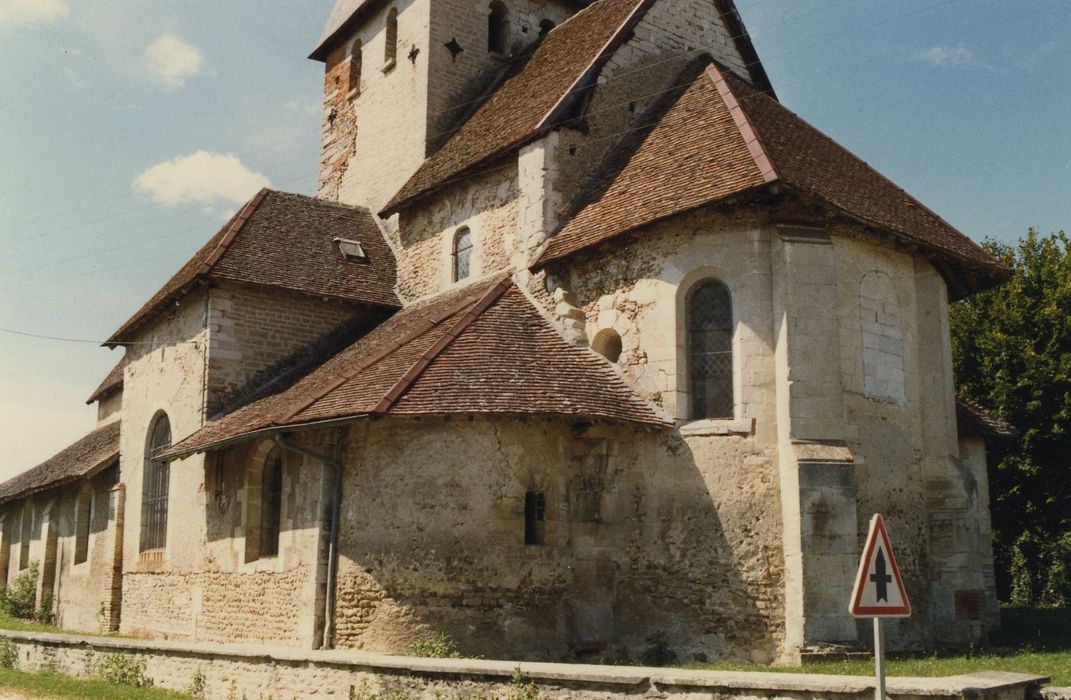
left=140, top=415, right=171, bottom=552
left=454, top=228, right=473, bottom=281
left=688, top=282, right=733, bottom=419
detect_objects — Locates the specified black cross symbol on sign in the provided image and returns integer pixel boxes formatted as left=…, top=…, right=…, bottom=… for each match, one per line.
left=870, top=549, right=893, bottom=602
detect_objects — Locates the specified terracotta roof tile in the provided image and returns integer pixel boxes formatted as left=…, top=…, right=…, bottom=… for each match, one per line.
left=107, top=189, right=399, bottom=346
left=957, top=395, right=1017, bottom=439
left=0, top=421, right=120, bottom=505
left=382, top=0, right=650, bottom=214
left=537, top=62, right=1008, bottom=295
left=165, top=278, right=668, bottom=458
left=86, top=355, right=128, bottom=404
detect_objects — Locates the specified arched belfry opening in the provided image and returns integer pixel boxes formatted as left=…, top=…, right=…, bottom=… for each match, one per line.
left=488, top=1, right=509, bottom=55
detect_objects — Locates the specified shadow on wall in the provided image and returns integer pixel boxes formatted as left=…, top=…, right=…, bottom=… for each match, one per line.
left=328, top=416, right=780, bottom=664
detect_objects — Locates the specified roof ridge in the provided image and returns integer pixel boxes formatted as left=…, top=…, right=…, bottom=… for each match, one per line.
left=372, top=278, right=513, bottom=413
left=271, top=279, right=509, bottom=424
left=721, top=70, right=995, bottom=269
left=537, top=0, right=656, bottom=130
left=197, top=188, right=271, bottom=275
left=705, top=63, right=778, bottom=184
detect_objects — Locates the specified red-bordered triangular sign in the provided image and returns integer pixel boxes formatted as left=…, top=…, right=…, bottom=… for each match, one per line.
left=849, top=514, right=911, bottom=617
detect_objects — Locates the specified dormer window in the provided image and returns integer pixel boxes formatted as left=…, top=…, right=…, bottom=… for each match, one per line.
left=452, top=227, right=473, bottom=282
left=488, top=2, right=509, bottom=55
left=334, top=237, right=368, bottom=261
left=384, top=8, right=398, bottom=68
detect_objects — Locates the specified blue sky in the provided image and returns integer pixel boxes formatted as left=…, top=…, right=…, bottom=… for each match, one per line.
left=1, top=0, right=1068, bottom=477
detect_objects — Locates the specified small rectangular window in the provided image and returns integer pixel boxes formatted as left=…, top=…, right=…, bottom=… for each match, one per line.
left=524, top=491, right=545, bottom=546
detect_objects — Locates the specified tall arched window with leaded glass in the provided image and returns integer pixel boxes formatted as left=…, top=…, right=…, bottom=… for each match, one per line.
left=687, top=280, right=733, bottom=419
left=140, top=413, right=171, bottom=552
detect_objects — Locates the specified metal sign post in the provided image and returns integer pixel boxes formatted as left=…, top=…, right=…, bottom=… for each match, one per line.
left=850, top=514, right=911, bottom=700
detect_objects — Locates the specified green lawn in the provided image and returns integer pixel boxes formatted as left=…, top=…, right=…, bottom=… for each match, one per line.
left=0, top=668, right=191, bottom=699
left=688, top=607, right=1071, bottom=685
left=0, top=613, right=61, bottom=635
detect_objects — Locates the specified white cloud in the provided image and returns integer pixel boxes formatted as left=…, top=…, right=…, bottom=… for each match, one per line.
left=145, top=33, right=207, bottom=87
left=912, top=45, right=976, bottom=68
left=133, top=151, right=270, bottom=211
left=0, top=0, right=69, bottom=29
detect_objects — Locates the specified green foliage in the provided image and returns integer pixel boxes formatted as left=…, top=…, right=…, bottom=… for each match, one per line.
left=0, top=563, right=39, bottom=620
left=949, top=229, right=1071, bottom=603
left=35, top=591, right=53, bottom=625
left=94, top=653, right=151, bottom=688
left=640, top=631, right=678, bottom=667
left=405, top=633, right=462, bottom=658
left=505, top=668, right=539, bottom=700
left=0, top=639, right=16, bottom=670
left=187, top=668, right=206, bottom=698
left=350, top=681, right=413, bottom=700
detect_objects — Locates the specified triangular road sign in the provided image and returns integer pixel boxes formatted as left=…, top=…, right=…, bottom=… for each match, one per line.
left=849, top=514, right=911, bottom=617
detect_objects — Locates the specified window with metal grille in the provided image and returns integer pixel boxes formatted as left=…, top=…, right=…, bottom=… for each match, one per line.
left=140, top=413, right=171, bottom=552
left=384, top=8, right=398, bottom=65
left=453, top=227, right=473, bottom=282
left=524, top=491, right=545, bottom=545
left=74, top=486, right=92, bottom=565
left=260, top=448, right=284, bottom=558
left=687, top=280, right=734, bottom=419
left=487, top=1, right=509, bottom=54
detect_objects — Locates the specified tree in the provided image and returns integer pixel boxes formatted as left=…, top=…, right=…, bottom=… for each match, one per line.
left=950, top=229, right=1071, bottom=606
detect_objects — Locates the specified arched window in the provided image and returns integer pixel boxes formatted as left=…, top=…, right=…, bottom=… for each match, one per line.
left=488, top=1, right=509, bottom=54
left=348, top=39, right=363, bottom=93
left=687, top=280, right=733, bottom=419
left=260, top=448, right=283, bottom=559
left=524, top=491, right=545, bottom=545
left=384, top=8, right=398, bottom=65
left=538, top=19, right=555, bottom=36
left=140, top=413, right=171, bottom=552
left=74, top=486, right=92, bottom=565
left=452, top=227, right=473, bottom=282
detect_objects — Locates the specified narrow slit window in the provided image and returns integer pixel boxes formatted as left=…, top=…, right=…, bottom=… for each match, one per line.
left=453, top=227, right=473, bottom=282
left=687, top=280, right=734, bottom=419
left=384, top=8, right=398, bottom=65
left=348, top=40, right=362, bottom=93
left=140, top=413, right=171, bottom=552
left=524, top=491, right=546, bottom=545
left=488, top=1, right=509, bottom=55
left=260, top=448, right=284, bottom=559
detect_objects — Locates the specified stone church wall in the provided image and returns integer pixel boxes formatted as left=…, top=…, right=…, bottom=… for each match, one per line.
left=397, top=167, right=519, bottom=301
left=331, top=416, right=784, bottom=663
left=204, top=281, right=364, bottom=417
left=119, top=433, right=332, bottom=647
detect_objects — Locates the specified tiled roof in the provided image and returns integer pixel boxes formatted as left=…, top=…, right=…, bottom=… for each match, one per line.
left=165, top=277, right=669, bottom=458
left=86, top=355, right=127, bottom=404
left=0, top=421, right=120, bottom=505
left=956, top=396, right=1017, bottom=439
left=106, top=189, right=399, bottom=346
left=536, top=62, right=1009, bottom=296
left=381, top=0, right=656, bottom=214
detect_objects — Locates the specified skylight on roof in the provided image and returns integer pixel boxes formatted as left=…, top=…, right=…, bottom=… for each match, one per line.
left=334, top=237, right=367, bottom=261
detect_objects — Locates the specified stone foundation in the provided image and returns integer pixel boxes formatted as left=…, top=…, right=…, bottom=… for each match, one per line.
left=0, top=629, right=1048, bottom=700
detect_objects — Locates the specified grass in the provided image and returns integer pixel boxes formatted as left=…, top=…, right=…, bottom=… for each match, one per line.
left=0, top=612, right=61, bottom=635
left=686, top=607, right=1071, bottom=685
left=0, top=668, right=191, bottom=699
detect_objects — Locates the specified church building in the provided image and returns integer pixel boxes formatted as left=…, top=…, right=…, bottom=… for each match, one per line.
left=0, top=0, right=1015, bottom=665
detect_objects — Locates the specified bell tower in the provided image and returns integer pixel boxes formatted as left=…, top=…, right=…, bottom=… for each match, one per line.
left=310, top=0, right=579, bottom=214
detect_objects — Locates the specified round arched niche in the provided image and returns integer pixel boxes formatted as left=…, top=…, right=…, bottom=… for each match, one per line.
left=591, top=329, right=623, bottom=363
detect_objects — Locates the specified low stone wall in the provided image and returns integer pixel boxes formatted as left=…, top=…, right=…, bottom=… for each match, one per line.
left=0, top=629, right=1049, bottom=700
